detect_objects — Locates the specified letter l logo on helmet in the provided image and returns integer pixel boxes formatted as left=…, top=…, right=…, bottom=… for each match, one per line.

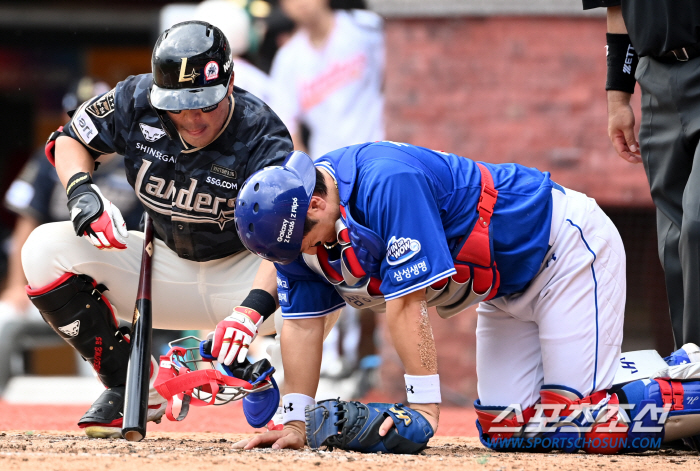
left=178, top=58, right=200, bottom=83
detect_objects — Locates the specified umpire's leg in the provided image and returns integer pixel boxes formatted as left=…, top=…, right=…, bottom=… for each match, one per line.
left=675, top=57, right=700, bottom=347
left=678, top=139, right=700, bottom=346
left=637, top=57, right=693, bottom=348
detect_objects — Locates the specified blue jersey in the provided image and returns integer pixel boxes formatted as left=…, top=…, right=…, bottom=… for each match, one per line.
left=276, top=141, right=555, bottom=318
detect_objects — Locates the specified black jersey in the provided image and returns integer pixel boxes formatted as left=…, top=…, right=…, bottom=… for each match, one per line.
left=62, top=73, right=293, bottom=262
left=5, top=149, right=143, bottom=230
left=583, top=0, right=700, bottom=57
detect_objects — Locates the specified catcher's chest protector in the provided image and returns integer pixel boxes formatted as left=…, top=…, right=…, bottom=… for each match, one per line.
left=303, top=163, right=500, bottom=318
left=304, top=164, right=501, bottom=317
left=302, top=205, right=386, bottom=312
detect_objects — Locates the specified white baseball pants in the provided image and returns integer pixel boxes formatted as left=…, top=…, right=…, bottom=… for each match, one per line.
left=476, top=188, right=626, bottom=408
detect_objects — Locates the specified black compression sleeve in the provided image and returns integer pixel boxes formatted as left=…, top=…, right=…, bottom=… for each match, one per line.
left=606, top=33, right=638, bottom=94
left=240, top=288, right=277, bottom=320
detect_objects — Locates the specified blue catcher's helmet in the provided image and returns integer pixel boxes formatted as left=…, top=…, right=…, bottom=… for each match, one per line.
left=235, top=151, right=316, bottom=263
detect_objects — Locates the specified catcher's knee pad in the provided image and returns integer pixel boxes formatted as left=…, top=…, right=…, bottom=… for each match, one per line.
left=539, top=385, right=627, bottom=454
left=474, top=400, right=537, bottom=452
left=306, top=400, right=434, bottom=454
left=26, top=273, right=129, bottom=387
left=475, top=386, right=629, bottom=454
left=618, top=378, right=700, bottom=451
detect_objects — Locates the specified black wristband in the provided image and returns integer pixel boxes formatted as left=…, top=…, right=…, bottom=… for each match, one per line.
left=606, top=33, right=638, bottom=94
left=240, top=289, right=277, bottom=320
left=65, top=171, right=93, bottom=197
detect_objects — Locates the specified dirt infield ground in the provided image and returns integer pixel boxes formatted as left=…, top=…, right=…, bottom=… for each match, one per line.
left=0, top=399, right=698, bottom=470
left=0, top=432, right=697, bottom=471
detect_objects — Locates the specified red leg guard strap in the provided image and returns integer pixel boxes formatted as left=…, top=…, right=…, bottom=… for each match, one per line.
left=655, top=379, right=685, bottom=411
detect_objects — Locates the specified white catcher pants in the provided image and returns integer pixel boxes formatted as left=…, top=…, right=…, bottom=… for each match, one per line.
left=21, top=221, right=339, bottom=391
left=22, top=221, right=264, bottom=330
left=476, top=188, right=626, bottom=409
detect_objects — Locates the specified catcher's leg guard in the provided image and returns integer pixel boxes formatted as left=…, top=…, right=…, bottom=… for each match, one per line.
left=618, top=378, right=700, bottom=451
left=26, top=273, right=129, bottom=387
left=474, top=400, right=537, bottom=451
left=539, top=385, right=627, bottom=454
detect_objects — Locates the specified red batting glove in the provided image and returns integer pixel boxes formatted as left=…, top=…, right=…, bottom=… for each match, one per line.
left=212, top=307, right=263, bottom=365
left=66, top=172, right=128, bottom=250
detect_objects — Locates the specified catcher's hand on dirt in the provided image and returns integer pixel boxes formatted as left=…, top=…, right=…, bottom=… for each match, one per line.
left=212, top=307, right=263, bottom=365
left=66, top=172, right=128, bottom=250
left=306, top=400, right=434, bottom=454
left=232, top=422, right=306, bottom=450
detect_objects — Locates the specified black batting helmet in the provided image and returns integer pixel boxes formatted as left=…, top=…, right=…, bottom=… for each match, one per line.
left=150, top=20, right=233, bottom=111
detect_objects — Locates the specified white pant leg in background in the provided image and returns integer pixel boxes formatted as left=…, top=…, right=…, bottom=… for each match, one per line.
left=319, top=306, right=361, bottom=376
left=265, top=308, right=341, bottom=392
left=22, top=221, right=262, bottom=330
left=476, top=188, right=626, bottom=408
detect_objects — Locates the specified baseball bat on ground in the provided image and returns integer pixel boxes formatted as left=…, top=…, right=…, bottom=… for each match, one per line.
left=122, top=213, right=155, bottom=441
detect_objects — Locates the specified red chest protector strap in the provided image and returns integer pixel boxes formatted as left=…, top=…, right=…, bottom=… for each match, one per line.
left=451, top=163, right=500, bottom=299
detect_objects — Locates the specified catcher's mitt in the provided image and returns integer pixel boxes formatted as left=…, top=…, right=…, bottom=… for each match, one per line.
left=305, top=399, right=434, bottom=454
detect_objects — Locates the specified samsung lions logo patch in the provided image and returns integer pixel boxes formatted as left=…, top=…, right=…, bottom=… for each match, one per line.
left=139, top=123, right=166, bottom=142
left=58, top=320, right=80, bottom=337
left=386, top=236, right=421, bottom=265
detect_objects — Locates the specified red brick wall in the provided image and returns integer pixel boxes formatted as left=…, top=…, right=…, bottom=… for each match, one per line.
left=383, top=16, right=648, bottom=208
left=377, top=16, right=651, bottom=405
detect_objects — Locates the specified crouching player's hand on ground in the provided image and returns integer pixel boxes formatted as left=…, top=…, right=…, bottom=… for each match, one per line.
left=232, top=420, right=306, bottom=450
left=232, top=317, right=325, bottom=450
